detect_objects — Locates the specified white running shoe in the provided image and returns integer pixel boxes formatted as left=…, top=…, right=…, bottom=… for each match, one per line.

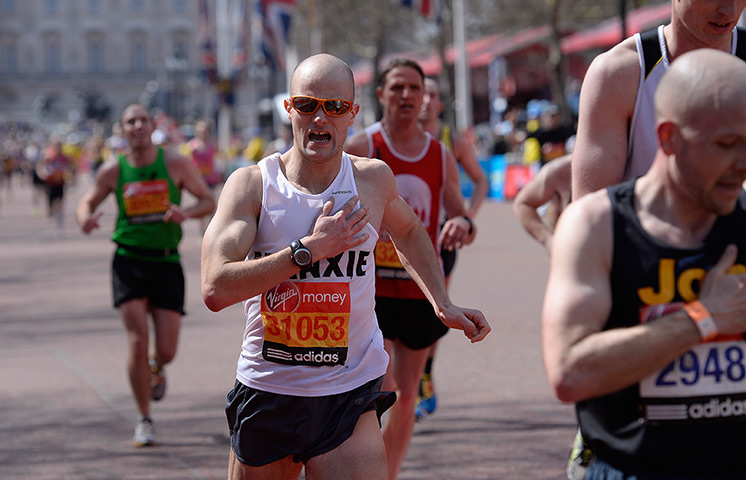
left=133, top=418, right=156, bottom=447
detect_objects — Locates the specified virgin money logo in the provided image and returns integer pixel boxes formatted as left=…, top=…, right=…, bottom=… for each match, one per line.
left=123, top=180, right=167, bottom=198
left=265, top=281, right=300, bottom=312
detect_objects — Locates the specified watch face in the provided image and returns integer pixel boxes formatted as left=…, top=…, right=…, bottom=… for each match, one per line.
left=294, top=248, right=312, bottom=267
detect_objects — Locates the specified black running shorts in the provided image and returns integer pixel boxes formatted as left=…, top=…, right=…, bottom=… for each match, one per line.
left=111, top=254, right=185, bottom=314
left=32, top=170, right=45, bottom=187
left=225, top=376, right=395, bottom=467
left=46, top=184, right=64, bottom=205
left=375, top=297, right=449, bottom=350
left=440, top=246, right=458, bottom=278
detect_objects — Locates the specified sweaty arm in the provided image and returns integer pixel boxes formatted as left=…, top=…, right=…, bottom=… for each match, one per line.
left=378, top=165, right=490, bottom=343
left=513, top=154, right=571, bottom=252
left=541, top=193, right=712, bottom=403
left=164, top=153, right=216, bottom=223
left=452, top=133, right=489, bottom=219
left=571, top=44, right=639, bottom=199
left=440, top=149, right=475, bottom=250
left=76, top=159, right=118, bottom=234
left=201, top=166, right=371, bottom=312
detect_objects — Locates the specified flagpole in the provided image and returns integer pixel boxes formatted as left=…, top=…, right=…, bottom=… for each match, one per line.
left=309, top=0, right=323, bottom=53
left=452, top=0, right=472, bottom=132
left=216, top=0, right=232, bottom=154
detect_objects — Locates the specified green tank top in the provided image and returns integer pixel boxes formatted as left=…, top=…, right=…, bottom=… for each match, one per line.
left=112, top=147, right=182, bottom=262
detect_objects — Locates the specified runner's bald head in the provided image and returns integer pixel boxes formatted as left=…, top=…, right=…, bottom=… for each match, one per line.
left=655, top=49, right=746, bottom=125
left=290, top=54, right=355, bottom=101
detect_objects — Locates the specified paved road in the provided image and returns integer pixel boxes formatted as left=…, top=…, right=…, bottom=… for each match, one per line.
left=0, top=176, right=576, bottom=480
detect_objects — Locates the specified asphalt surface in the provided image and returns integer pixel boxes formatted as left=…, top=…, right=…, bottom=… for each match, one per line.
left=0, top=175, right=577, bottom=479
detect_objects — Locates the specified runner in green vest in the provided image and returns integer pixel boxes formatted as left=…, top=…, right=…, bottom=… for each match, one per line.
left=76, top=103, right=215, bottom=447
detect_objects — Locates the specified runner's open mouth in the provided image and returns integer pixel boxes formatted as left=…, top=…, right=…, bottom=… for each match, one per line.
left=309, top=132, right=331, bottom=143
left=710, top=21, right=732, bottom=30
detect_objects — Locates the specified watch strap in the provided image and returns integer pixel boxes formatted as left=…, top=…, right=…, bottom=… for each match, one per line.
left=289, top=239, right=312, bottom=269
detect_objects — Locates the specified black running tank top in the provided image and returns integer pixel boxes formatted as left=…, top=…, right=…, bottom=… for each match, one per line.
left=576, top=181, right=746, bottom=477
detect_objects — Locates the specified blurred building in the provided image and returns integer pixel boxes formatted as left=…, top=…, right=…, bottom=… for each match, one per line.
left=0, top=0, right=268, bottom=134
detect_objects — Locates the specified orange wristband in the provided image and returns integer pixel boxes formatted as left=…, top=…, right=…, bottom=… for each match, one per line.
left=684, top=300, right=718, bottom=342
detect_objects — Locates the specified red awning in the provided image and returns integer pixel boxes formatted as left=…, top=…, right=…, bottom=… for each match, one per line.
left=352, top=49, right=443, bottom=87
left=352, top=25, right=552, bottom=87
left=561, top=3, right=671, bottom=54
left=468, top=25, right=551, bottom=67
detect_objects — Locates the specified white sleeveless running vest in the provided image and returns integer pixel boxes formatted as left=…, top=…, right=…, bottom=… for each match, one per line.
left=236, top=152, right=388, bottom=396
left=626, top=25, right=740, bottom=180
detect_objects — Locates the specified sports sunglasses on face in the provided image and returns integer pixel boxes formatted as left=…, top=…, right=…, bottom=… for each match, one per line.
left=290, top=96, right=353, bottom=117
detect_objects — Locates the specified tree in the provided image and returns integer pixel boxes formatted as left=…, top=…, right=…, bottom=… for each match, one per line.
left=547, top=0, right=569, bottom=122
left=289, top=0, right=666, bottom=122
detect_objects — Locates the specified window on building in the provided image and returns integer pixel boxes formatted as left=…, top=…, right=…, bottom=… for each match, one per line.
left=87, top=0, right=102, bottom=14
left=44, top=42, right=61, bottom=73
left=131, top=0, right=145, bottom=13
left=131, top=43, right=147, bottom=72
left=88, top=42, right=104, bottom=73
left=1, top=0, right=16, bottom=15
left=44, top=0, right=59, bottom=14
left=1, top=43, right=18, bottom=74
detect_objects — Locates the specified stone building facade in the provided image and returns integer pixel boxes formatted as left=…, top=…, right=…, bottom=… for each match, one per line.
left=0, top=0, right=267, bottom=134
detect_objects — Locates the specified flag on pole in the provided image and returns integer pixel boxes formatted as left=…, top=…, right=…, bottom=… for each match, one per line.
left=256, top=0, right=296, bottom=72
left=197, top=0, right=218, bottom=84
left=399, top=0, right=443, bottom=21
left=231, top=0, right=251, bottom=85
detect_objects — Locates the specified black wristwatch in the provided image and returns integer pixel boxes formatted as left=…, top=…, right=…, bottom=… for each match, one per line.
left=289, top=239, right=312, bottom=270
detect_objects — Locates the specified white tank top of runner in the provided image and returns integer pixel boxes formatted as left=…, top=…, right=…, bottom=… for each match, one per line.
left=626, top=25, right=739, bottom=180
left=236, top=152, right=388, bottom=396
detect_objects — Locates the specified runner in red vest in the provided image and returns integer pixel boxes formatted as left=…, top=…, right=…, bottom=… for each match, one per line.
left=346, top=58, right=477, bottom=479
